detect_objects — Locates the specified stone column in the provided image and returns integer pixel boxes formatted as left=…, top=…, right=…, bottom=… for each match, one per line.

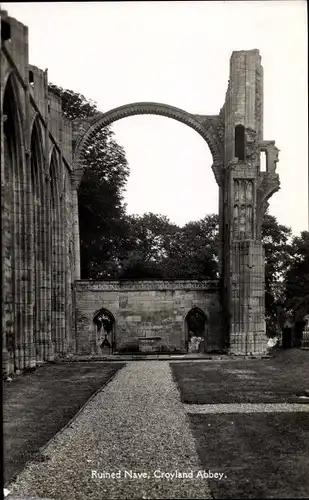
left=42, top=70, right=55, bottom=361
left=72, top=188, right=81, bottom=280
left=59, top=174, right=67, bottom=355
left=43, top=174, right=55, bottom=360
left=229, top=241, right=267, bottom=355
left=223, top=50, right=278, bottom=355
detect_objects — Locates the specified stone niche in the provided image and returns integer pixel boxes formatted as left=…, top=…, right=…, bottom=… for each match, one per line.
left=74, top=280, right=224, bottom=355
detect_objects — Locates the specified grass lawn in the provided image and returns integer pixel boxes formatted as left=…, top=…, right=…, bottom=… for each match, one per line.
left=171, top=349, right=309, bottom=498
left=189, top=412, right=309, bottom=499
left=3, top=362, right=125, bottom=485
left=170, top=349, right=309, bottom=404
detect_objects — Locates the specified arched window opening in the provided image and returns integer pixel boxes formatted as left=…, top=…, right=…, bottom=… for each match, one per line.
left=3, top=73, right=25, bottom=371
left=235, top=124, right=245, bottom=161
left=93, top=308, right=115, bottom=354
left=29, top=70, right=35, bottom=87
left=1, top=19, right=11, bottom=42
left=260, top=151, right=267, bottom=172
left=3, top=76, right=17, bottom=364
left=3, top=74, right=22, bottom=172
left=185, top=307, right=207, bottom=353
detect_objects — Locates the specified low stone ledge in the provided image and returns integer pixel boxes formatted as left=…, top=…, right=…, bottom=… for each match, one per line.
left=74, top=279, right=220, bottom=292
left=138, top=336, right=162, bottom=353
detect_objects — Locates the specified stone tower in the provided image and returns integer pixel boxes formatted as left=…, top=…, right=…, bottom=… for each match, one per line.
left=222, top=50, right=280, bottom=354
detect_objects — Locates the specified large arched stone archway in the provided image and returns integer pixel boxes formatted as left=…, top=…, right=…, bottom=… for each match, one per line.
left=71, top=51, right=281, bottom=357
left=72, top=101, right=224, bottom=188
left=71, top=102, right=225, bottom=283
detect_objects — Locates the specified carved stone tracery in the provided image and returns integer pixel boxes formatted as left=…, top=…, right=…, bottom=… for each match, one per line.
left=233, top=179, right=254, bottom=239
left=75, top=280, right=220, bottom=292
left=245, top=128, right=259, bottom=164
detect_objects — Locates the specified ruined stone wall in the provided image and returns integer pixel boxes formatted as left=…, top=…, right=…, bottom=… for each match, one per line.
left=74, top=281, right=223, bottom=354
left=1, top=10, right=77, bottom=374
left=223, top=50, right=280, bottom=355
left=2, top=8, right=280, bottom=370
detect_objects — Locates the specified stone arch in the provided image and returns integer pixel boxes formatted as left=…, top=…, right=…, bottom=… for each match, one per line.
left=1, top=69, right=24, bottom=131
left=93, top=308, right=115, bottom=354
left=185, top=306, right=208, bottom=353
left=72, top=102, right=222, bottom=188
left=2, top=72, right=29, bottom=372
left=30, top=117, right=46, bottom=361
left=50, top=148, right=62, bottom=353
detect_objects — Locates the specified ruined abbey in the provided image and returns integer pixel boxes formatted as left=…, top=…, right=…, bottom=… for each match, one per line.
left=1, top=10, right=281, bottom=374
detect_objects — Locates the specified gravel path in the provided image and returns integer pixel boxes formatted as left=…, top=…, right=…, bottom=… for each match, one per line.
left=185, top=403, right=309, bottom=414
left=7, top=362, right=212, bottom=500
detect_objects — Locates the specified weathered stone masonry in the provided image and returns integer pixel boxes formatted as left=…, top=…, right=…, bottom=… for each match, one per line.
left=1, top=11, right=77, bottom=374
left=1, top=10, right=280, bottom=374
left=75, top=280, right=223, bottom=354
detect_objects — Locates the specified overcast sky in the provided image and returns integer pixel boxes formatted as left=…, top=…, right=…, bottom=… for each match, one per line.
left=2, top=1, right=308, bottom=235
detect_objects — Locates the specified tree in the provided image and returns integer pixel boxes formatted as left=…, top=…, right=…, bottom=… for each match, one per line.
left=78, top=127, right=129, bottom=278
left=118, top=213, right=180, bottom=279
left=261, top=212, right=294, bottom=336
left=48, top=84, right=97, bottom=120
left=161, top=214, right=219, bottom=279
left=48, top=84, right=130, bottom=278
left=285, top=231, right=309, bottom=320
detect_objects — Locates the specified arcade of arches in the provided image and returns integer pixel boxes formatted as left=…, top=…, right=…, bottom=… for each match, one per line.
left=1, top=10, right=281, bottom=374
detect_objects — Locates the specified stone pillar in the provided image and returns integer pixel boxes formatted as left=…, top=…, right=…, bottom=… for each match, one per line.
left=229, top=241, right=267, bottom=354
left=43, top=175, right=55, bottom=360
left=72, top=188, right=81, bottom=280
left=59, top=174, right=67, bottom=355
left=42, top=71, right=55, bottom=361
left=223, top=50, right=279, bottom=355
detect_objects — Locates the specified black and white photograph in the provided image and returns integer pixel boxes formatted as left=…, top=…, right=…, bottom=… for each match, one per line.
left=1, top=1, right=308, bottom=499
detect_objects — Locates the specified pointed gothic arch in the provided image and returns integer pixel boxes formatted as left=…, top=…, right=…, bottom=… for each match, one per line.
left=2, top=72, right=29, bottom=371
left=93, top=308, right=115, bottom=354
left=185, top=306, right=208, bottom=353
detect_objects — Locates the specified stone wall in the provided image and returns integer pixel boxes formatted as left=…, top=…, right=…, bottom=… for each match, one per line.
left=1, top=8, right=282, bottom=374
left=74, top=280, right=223, bottom=354
left=1, top=10, right=78, bottom=374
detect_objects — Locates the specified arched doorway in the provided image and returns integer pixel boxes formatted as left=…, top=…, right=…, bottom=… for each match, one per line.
left=185, top=307, right=207, bottom=353
left=93, top=308, right=115, bottom=354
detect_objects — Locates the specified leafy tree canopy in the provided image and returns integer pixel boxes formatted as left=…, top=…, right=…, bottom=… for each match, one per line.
left=48, top=83, right=130, bottom=279
left=285, top=231, right=309, bottom=320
